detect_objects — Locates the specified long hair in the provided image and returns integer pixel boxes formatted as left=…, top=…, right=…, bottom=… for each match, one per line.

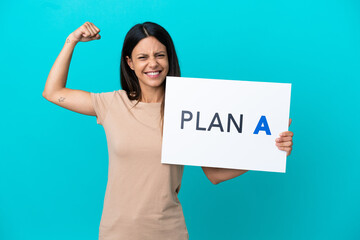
left=120, top=22, right=180, bottom=133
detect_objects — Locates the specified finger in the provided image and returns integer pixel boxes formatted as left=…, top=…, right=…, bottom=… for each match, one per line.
left=90, top=23, right=100, bottom=33
left=88, top=23, right=98, bottom=35
left=84, top=22, right=95, bottom=36
left=277, top=146, right=292, bottom=152
left=276, top=141, right=293, bottom=147
left=275, top=136, right=292, bottom=142
left=280, top=131, right=294, bottom=137
left=89, top=24, right=101, bottom=40
left=81, top=25, right=91, bottom=37
left=289, top=118, right=292, bottom=127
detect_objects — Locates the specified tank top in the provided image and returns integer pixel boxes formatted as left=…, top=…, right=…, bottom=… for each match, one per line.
left=90, top=89, right=189, bottom=240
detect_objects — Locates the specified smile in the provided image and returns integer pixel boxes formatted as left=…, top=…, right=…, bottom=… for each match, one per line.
left=145, top=71, right=162, bottom=78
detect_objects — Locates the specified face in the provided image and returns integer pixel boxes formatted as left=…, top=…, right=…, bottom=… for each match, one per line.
left=126, top=36, right=169, bottom=91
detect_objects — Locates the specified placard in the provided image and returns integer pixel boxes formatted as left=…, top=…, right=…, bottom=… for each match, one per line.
left=161, top=76, right=291, bottom=173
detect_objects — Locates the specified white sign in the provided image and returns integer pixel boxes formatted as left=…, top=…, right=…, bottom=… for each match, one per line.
left=161, top=76, right=292, bottom=173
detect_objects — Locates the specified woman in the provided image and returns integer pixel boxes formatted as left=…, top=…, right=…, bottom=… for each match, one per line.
left=43, top=21, right=294, bottom=240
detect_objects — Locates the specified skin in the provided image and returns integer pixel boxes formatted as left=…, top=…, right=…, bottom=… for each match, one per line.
left=276, top=118, right=294, bottom=156
left=126, top=36, right=169, bottom=103
left=125, top=36, right=294, bottom=184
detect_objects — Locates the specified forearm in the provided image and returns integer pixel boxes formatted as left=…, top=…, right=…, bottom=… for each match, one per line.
left=202, top=166, right=248, bottom=185
left=43, top=35, right=78, bottom=96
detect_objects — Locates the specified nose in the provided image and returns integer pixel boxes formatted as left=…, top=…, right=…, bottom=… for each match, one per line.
left=148, top=57, right=158, bottom=68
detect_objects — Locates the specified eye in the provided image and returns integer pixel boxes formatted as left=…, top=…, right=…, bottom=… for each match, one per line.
left=157, top=54, right=165, bottom=57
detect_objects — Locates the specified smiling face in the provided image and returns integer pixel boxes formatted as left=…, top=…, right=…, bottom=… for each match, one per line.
left=126, top=36, right=169, bottom=92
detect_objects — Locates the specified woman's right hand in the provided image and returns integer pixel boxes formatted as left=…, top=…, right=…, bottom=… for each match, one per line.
left=68, top=22, right=101, bottom=43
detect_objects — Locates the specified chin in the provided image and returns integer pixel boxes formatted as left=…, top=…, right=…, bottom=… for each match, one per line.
left=141, top=77, right=166, bottom=88
left=149, top=82, right=165, bottom=88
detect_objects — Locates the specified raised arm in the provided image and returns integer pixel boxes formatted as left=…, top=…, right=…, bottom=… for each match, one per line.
left=42, top=22, right=101, bottom=115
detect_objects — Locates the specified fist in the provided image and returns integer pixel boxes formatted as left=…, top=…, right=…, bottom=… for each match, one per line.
left=68, top=22, right=101, bottom=43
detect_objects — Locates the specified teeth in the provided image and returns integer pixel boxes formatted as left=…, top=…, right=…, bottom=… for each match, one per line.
left=146, top=71, right=160, bottom=76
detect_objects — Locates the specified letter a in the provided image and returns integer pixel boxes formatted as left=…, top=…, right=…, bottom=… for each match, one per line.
left=253, top=116, right=271, bottom=135
left=207, top=113, right=224, bottom=132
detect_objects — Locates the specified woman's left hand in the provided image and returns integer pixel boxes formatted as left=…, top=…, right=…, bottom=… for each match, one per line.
left=275, top=118, right=293, bottom=156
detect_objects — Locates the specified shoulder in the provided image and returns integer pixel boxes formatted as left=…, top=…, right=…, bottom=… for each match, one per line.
left=92, top=89, right=127, bottom=98
left=116, top=89, right=128, bottom=98
left=91, top=90, right=117, bottom=97
left=114, top=89, right=135, bottom=107
left=92, top=89, right=135, bottom=108
left=90, top=90, right=118, bottom=104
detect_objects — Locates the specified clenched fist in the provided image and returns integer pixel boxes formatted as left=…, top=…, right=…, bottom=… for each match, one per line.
left=67, top=22, right=101, bottom=43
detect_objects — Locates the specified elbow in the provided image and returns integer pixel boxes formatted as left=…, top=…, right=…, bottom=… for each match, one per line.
left=42, top=88, right=65, bottom=101
left=211, top=179, right=221, bottom=185
left=207, top=173, right=222, bottom=185
left=42, top=89, right=52, bottom=99
left=42, top=90, right=55, bottom=101
left=210, top=175, right=222, bottom=185
left=202, top=167, right=222, bottom=185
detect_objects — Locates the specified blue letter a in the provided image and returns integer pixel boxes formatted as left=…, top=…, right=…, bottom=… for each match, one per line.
left=253, top=116, right=271, bottom=135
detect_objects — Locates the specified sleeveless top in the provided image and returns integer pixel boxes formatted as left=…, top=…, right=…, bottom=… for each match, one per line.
left=90, top=90, right=189, bottom=240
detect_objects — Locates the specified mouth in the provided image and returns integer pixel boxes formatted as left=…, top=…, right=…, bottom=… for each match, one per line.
left=145, top=70, right=162, bottom=78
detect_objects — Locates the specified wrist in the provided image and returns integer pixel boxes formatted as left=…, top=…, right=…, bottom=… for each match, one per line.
left=66, top=34, right=79, bottom=45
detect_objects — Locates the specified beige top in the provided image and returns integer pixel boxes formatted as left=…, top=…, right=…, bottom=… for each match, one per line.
left=90, top=90, right=189, bottom=240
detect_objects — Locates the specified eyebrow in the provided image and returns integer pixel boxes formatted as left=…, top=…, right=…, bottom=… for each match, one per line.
left=136, top=51, right=166, bottom=56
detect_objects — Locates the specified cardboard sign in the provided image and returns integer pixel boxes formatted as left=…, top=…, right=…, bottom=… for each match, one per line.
left=161, top=76, right=292, bottom=173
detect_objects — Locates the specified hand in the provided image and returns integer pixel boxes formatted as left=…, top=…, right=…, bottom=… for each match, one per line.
left=275, top=118, right=293, bottom=156
left=68, top=22, right=101, bottom=43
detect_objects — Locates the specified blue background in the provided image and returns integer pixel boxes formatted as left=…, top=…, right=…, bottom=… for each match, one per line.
left=1, top=0, right=359, bottom=239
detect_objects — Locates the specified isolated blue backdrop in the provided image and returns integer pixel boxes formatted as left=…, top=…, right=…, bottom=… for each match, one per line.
left=1, top=0, right=359, bottom=239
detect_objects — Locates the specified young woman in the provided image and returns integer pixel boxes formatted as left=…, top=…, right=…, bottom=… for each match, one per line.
left=43, top=21, right=294, bottom=240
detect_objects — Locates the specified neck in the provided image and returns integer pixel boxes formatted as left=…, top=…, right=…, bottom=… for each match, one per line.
left=140, top=85, right=164, bottom=103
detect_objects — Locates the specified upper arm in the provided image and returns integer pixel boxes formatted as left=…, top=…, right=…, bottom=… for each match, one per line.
left=42, top=88, right=95, bottom=116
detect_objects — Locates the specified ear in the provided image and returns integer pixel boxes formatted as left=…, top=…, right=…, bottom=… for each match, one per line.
left=126, top=56, right=134, bottom=70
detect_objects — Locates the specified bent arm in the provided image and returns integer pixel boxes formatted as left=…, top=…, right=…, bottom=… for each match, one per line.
left=202, top=167, right=248, bottom=185
left=42, top=35, right=95, bottom=116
